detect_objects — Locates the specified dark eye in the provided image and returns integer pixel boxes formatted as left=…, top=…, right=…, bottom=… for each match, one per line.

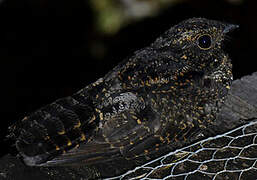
left=197, top=34, right=212, bottom=49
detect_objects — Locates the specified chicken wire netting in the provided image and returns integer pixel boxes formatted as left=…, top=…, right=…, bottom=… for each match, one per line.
left=107, top=120, right=257, bottom=180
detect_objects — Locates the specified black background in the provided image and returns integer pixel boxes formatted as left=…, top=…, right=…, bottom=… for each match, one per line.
left=0, top=0, right=256, bottom=157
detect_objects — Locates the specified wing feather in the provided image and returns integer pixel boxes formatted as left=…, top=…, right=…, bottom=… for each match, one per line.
left=39, top=100, right=163, bottom=167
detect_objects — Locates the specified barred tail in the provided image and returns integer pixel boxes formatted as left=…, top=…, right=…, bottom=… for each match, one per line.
left=8, top=92, right=98, bottom=166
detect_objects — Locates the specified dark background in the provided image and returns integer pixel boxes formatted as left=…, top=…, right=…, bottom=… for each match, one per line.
left=0, top=0, right=256, bottom=157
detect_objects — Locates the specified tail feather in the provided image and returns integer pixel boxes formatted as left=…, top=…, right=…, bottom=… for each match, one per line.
left=8, top=93, right=98, bottom=166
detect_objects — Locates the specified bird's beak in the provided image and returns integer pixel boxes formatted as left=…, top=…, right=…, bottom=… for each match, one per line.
left=223, top=24, right=239, bottom=34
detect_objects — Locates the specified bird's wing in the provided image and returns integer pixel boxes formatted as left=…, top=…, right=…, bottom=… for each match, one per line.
left=39, top=92, right=164, bottom=167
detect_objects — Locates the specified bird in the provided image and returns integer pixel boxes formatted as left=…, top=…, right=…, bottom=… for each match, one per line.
left=7, top=18, right=238, bottom=176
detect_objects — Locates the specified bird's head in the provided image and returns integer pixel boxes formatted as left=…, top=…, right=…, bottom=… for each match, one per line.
left=151, top=17, right=238, bottom=90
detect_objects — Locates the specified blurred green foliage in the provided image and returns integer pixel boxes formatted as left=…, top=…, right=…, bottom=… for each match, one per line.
left=89, top=0, right=244, bottom=35
left=89, top=0, right=181, bottom=34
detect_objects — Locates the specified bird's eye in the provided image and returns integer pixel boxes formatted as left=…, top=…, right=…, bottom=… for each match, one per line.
left=197, top=34, right=212, bottom=50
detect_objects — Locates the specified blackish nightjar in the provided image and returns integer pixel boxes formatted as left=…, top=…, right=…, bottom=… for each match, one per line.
left=8, top=18, right=238, bottom=173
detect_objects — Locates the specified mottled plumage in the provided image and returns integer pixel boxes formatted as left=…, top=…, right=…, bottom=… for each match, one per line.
left=8, top=18, right=238, bottom=175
